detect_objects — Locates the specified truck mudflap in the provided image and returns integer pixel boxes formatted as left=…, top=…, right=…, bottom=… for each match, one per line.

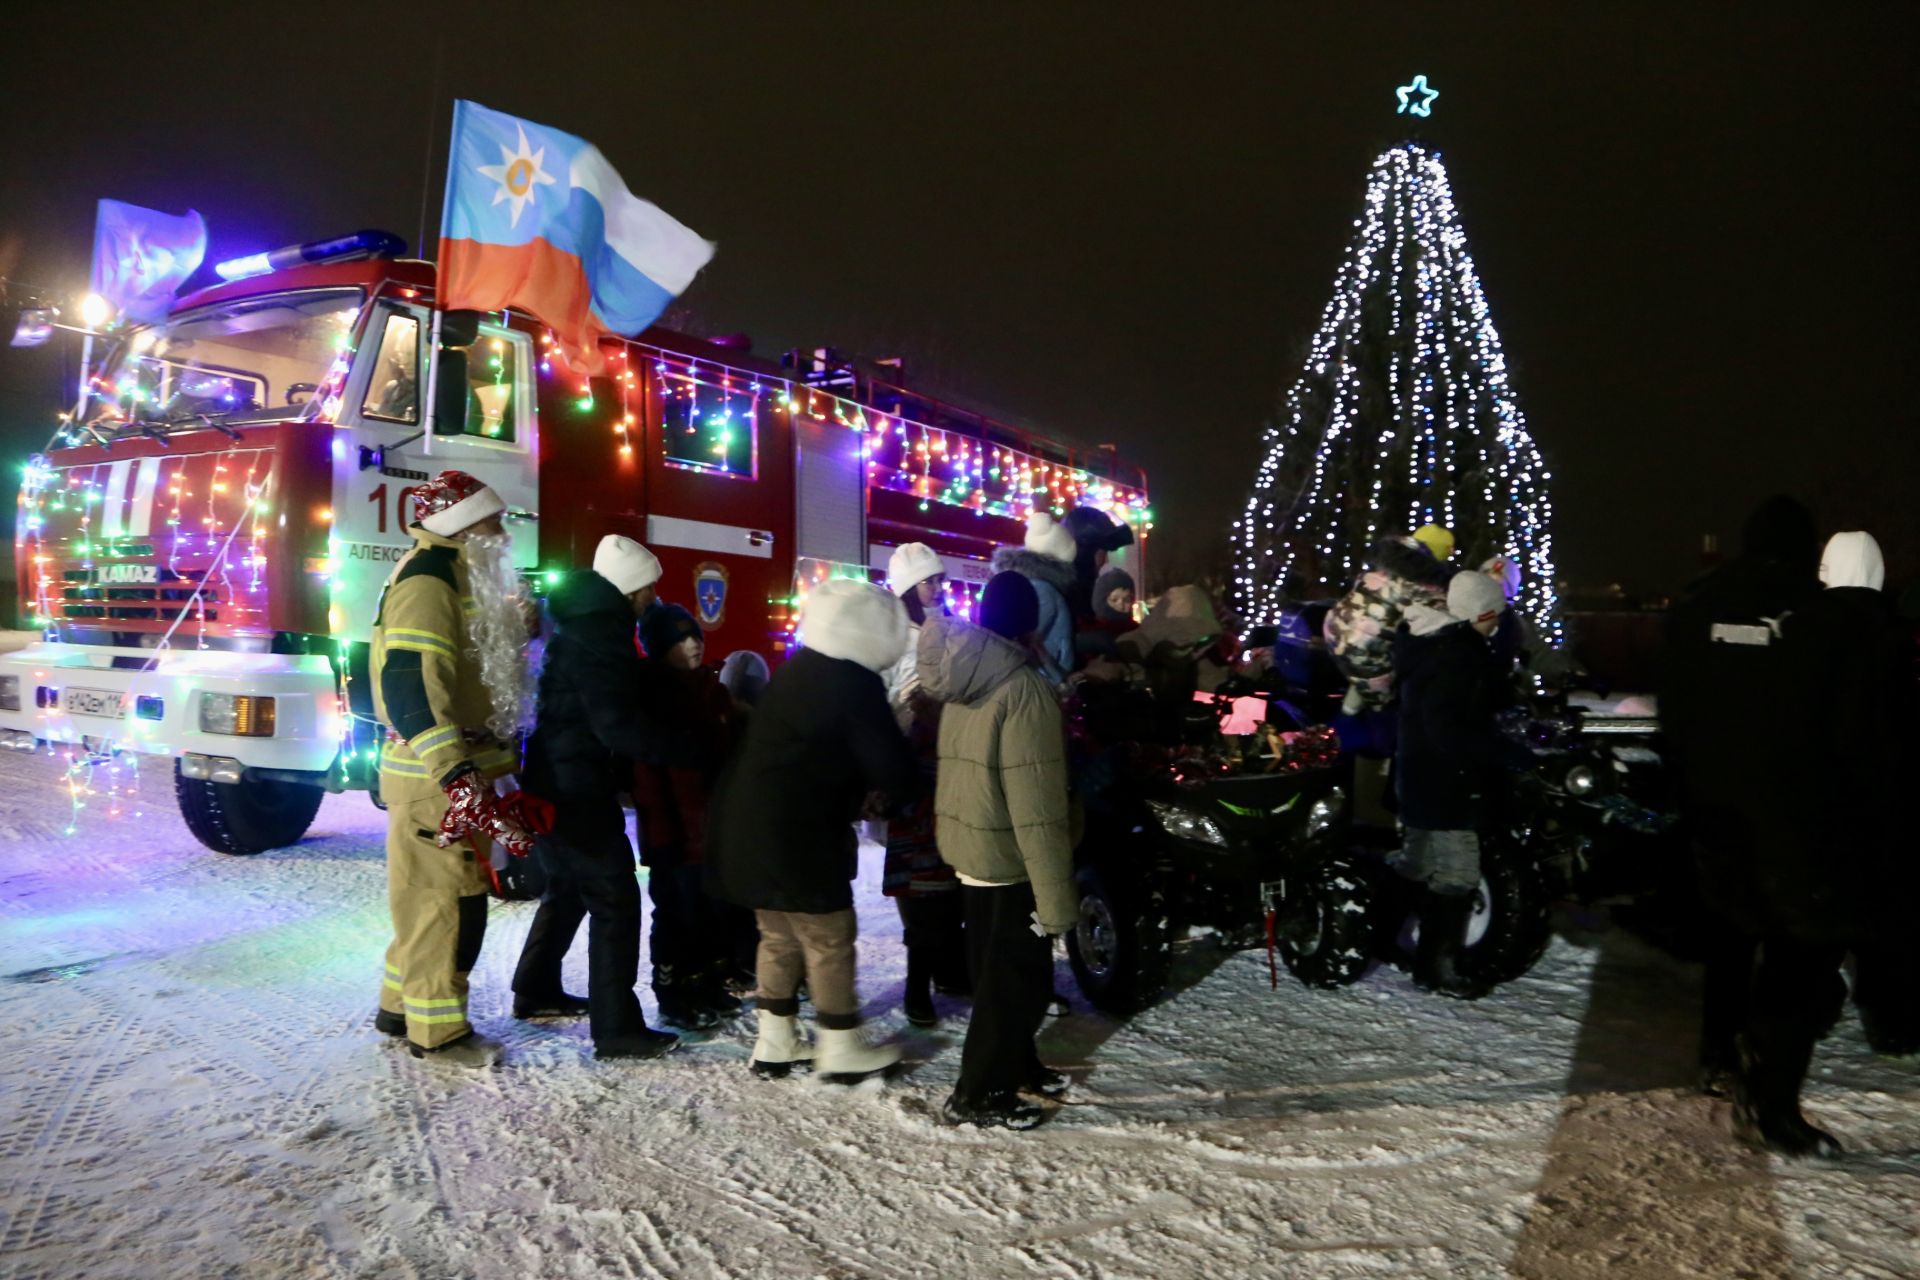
left=0, top=642, right=344, bottom=776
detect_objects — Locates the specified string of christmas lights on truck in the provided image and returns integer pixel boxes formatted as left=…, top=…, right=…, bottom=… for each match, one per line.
left=4, top=237, right=1147, bottom=853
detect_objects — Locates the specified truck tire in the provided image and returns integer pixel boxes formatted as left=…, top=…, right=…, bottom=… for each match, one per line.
left=1460, top=840, right=1553, bottom=986
left=175, top=764, right=325, bottom=855
left=1278, top=858, right=1374, bottom=988
left=1065, top=863, right=1171, bottom=1015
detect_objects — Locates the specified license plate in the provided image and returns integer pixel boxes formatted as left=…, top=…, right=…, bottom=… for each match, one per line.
left=63, top=687, right=126, bottom=719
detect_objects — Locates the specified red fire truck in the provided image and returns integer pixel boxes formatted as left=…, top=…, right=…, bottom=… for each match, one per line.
left=3, top=232, right=1148, bottom=853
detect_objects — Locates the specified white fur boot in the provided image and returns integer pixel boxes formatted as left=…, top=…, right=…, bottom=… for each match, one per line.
left=750, top=1009, right=814, bottom=1079
left=814, top=1025, right=901, bottom=1083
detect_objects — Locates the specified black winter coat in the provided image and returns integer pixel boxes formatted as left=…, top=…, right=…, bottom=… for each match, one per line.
left=1393, top=621, right=1502, bottom=831
left=1776, top=586, right=1918, bottom=942
left=1661, top=552, right=1824, bottom=937
left=708, top=648, right=916, bottom=914
left=522, top=571, right=689, bottom=805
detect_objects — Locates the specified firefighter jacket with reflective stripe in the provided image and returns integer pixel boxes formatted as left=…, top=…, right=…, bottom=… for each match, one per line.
left=371, top=527, right=516, bottom=803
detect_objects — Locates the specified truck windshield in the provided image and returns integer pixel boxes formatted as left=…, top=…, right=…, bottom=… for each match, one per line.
left=91, top=288, right=364, bottom=430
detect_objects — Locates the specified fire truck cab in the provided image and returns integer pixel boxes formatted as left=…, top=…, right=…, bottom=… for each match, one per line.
left=4, top=233, right=1148, bottom=854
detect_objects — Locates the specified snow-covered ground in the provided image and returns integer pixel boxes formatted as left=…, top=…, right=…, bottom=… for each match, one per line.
left=0, top=750, right=1913, bottom=1280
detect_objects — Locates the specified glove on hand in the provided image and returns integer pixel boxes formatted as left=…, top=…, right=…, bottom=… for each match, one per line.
left=438, top=769, right=537, bottom=858
left=495, top=789, right=556, bottom=840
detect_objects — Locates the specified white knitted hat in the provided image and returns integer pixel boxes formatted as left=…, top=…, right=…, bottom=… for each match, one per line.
left=1024, top=512, right=1076, bottom=564
left=798, top=578, right=909, bottom=673
left=1447, top=570, right=1508, bottom=625
left=886, top=542, right=945, bottom=597
left=593, top=534, right=663, bottom=595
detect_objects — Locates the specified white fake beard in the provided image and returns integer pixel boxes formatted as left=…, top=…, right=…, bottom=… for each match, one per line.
left=464, top=532, right=539, bottom=741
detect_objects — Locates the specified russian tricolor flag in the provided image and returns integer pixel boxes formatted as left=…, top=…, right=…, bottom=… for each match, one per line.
left=438, top=100, right=715, bottom=372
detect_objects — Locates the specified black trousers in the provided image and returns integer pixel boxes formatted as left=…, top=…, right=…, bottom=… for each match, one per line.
left=955, top=883, right=1052, bottom=1105
left=1747, top=936, right=1848, bottom=1055
left=896, top=890, right=966, bottom=987
left=512, top=800, right=646, bottom=1043
left=1699, top=923, right=1757, bottom=1072
left=646, top=858, right=726, bottom=995
left=1702, top=921, right=1847, bottom=1070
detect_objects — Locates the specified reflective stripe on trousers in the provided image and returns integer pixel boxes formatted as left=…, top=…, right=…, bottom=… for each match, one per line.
left=378, top=794, right=491, bottom=1049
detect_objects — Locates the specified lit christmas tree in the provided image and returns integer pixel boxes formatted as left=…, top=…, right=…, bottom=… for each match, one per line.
left=1232, top=79, right=1560, bottom=638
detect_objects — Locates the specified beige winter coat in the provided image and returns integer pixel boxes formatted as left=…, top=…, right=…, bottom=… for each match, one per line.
left=917, top=616, right=1077, bottom=934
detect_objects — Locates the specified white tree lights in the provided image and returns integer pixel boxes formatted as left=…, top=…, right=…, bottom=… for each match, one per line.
left=1231, top=142, right=1562, bottom=640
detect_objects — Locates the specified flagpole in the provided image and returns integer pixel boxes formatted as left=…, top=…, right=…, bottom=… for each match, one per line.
left=421, top=308, right=440, bottom=456
left=420, top=97, right=468, bottom=460
left=71, top=331, right=94, bottom=424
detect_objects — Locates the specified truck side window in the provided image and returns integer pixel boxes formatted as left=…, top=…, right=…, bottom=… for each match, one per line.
left=361, top=313, right=420, bottom=423
left=464, top=331, right=519, bottom=442
left=661, top=367, right=757, bottom=477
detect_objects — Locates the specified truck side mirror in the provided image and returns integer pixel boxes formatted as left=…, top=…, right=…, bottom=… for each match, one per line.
left=431, top=310, right=484, bottom=436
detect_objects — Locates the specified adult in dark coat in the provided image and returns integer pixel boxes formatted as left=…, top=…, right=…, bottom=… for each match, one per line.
left=1662, top=496, right=1850, bottom=1157
left=512, top=536, right=688, bottom=1060
left=1784, top=532, right=1920, bottom=1060
left=1392, top=572, right=1508, bottom=999
left=709, top=578, right=917, bottom=1082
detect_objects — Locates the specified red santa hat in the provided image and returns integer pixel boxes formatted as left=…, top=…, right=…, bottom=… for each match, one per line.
left=413, top=470, right=506, bottom=537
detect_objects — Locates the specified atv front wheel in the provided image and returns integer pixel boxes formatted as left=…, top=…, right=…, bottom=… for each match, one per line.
left=1278, top=858, right=1373, bottom=988
left=1066, top=863, right=1171, bottom=1015
left=1459, top=840, right=1553, bottom=986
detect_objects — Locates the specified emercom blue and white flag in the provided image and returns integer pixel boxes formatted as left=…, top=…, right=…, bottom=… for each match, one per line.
left=440, top=99, right=716, bottom=372
left=90, top=200, right=208, bottom=324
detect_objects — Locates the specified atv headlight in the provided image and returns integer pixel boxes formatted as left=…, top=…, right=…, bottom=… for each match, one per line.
left=1564, top=764, right=1598, bottom=796
left=1306, top=787, right=1346, bottom=838
left=1146, top=799, right=1228, bottom=847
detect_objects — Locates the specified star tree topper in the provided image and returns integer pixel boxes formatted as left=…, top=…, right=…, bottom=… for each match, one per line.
left=1396, top=75, right=1439, bottom=118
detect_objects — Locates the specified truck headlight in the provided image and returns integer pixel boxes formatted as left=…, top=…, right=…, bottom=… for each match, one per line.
left=200, top=693, right=276, bottom=737
left=1146, top=799, right=1228, bottom=847
left=1564, top=764, right=1597, bottom=796
left=0, top=675, right=19, bottom=712
left=1306, top=786, right=1346, bottom=838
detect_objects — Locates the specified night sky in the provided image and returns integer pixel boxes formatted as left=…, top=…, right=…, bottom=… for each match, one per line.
left=3, top=2, right=1915, bottom=596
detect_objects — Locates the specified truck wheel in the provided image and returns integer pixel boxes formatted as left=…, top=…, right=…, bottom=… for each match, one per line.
left=174, top=763, right=325, bottom=855
left=1460, top=840, right=1553, bottom=986
left=1279, top=858, right=1374, bottom=988
left=1065, top=863, right=1171, bottom=1015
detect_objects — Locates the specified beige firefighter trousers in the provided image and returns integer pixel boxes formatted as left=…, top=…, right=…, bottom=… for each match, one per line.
left=378, top=794, right=492, bottom=1049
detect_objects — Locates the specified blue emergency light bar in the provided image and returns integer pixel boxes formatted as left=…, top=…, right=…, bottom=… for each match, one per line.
left=213, top=229, right=407, bottom=282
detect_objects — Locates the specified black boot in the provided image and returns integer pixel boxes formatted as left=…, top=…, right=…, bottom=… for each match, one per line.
left=697, top=979, right=745, bottom=1019
left=654, top=964, right=722, bottom=1030
left=903, top=952, right=937, bottom=1028
left=596, top=1027, right=681, bottom=1060
left=656, top=988, right=722, bottom=1030
left=1853, top=948, right=1920, bottom=1058
left=1731, top=1032, right=1843, bottom=1159
left=1412, top=890, right=1488, bottom=1000
left=942, top=1090, right=1047, bottom=1131
left=512, top=991, right=590, bottom=1019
